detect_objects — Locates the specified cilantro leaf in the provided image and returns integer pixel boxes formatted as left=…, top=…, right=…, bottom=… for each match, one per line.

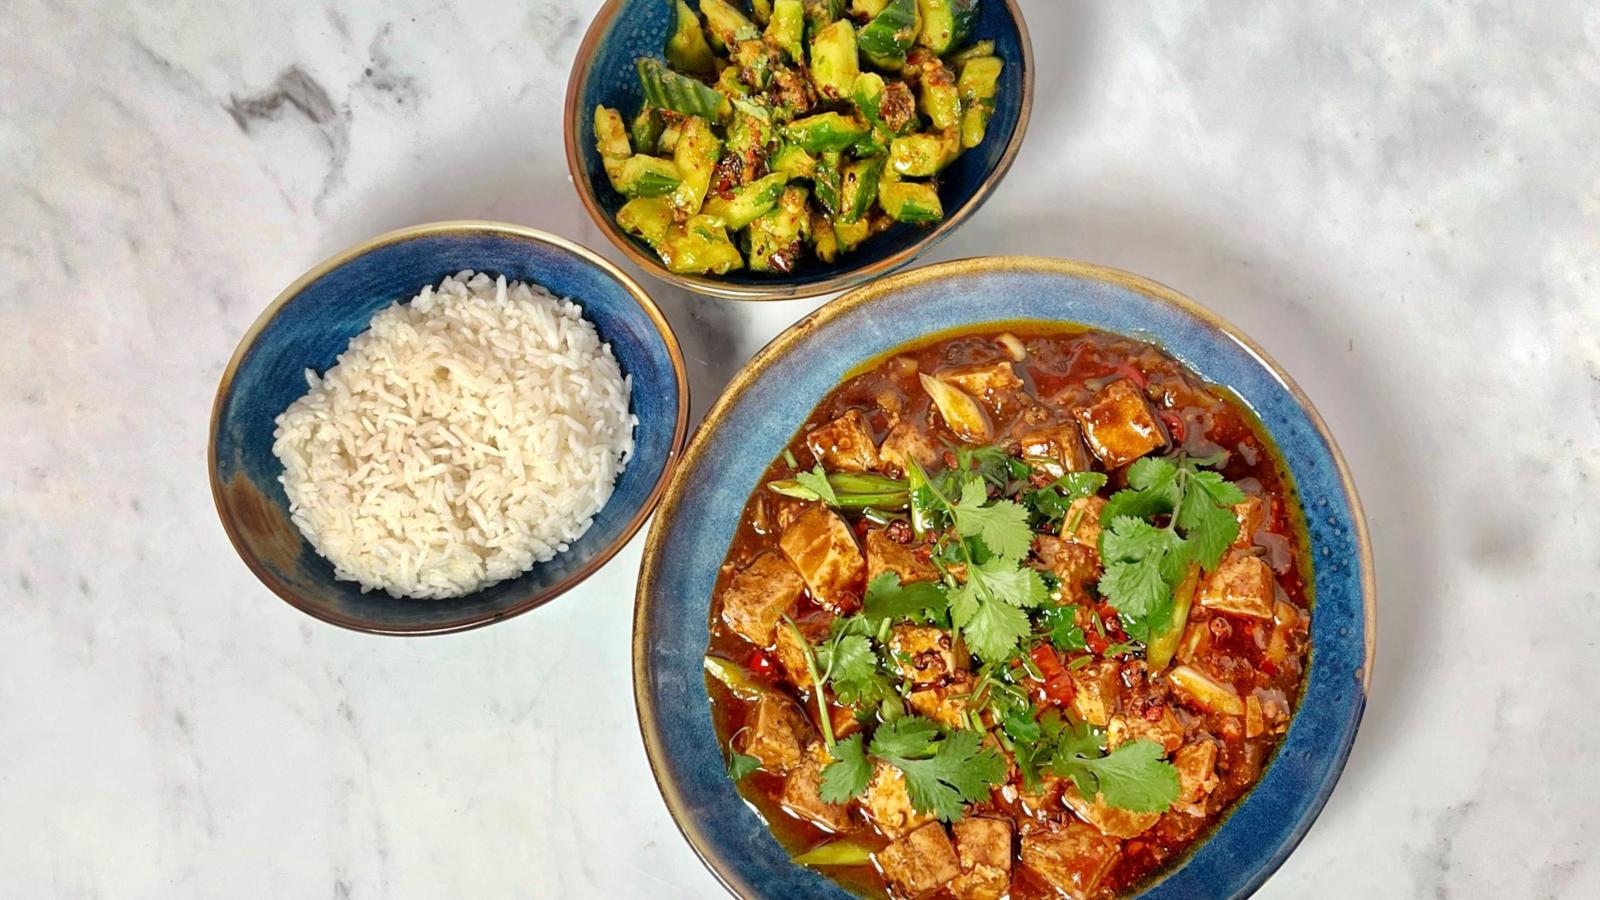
left=814, top=629, right=892, bottom=705
left=1057, top=719, right=1107, bottom=759
left=1051, top=738, right=1179, bottom=813
left=957, top=445, right=1022, bottom=487
left=1175, top=471, right=1243, bottom=569
left=1128, top=456, right=1177, bottom=491
left=1057, top=471, right=1110, bottom=501
left=877, top=729, right=1007, bottom=821
left=969, top=555, right=1048, bottom=608
left=1100, top=457, right=1181, bottom=523
left=1098, top=517, right=1189, bottom=641
left=952, top=478, right=1033, bottom=559
left=1190, top=468, right=1246, bottom=506
left=1039, top=604, right=1086, bottom=652
left=727, top=750, right=762, bottom=780
left=818, top=734, right=872, bottom=803
left=868, top=716, right=942, bottom=758
left=795, top=464, right=838, bottom=506
left=950, top=555, right=1046, bottom=663
left=1101, top=515, right=1179, bottom=562
left=863, top=572, right=948, bottom=625
left=956, top=596, right=1032, bottom=663
left=1002, top=711, right=1042, bottom=744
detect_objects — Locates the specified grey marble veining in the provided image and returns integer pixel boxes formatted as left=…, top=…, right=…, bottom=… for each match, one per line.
left=2, top=0, right=1597, bottom=897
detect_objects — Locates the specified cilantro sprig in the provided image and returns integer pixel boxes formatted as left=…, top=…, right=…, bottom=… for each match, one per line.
left=906, top=459, right=1047, bottom=663
left=1051, top=736, right=1181, bottom=813
left=1096, top=456, right=1245, bottom=640
left=1024, top=471, right=1109, bottom=526
left=862, top=572, right=948, bottom=626
left=820, top=716, right=1007, bottom=821
left=794, top=464, right=838, bottom=506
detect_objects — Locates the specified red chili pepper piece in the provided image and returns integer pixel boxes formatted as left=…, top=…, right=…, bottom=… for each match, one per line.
left=1085, top=631, right=1110, bottom=655
left=1159, top=409, right=1187, bottom=443
left=1044, top=672, right=1076, bottom=704
left=1112, top=361, right=1148, bottom=389
left=747, top=650, right=775, bottom=677
left=1029, top=643, right=1064, bottom=677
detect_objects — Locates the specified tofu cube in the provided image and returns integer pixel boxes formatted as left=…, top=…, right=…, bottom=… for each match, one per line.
left=1020, top=823, right=1120, bottom=900
left=1017, top=772, right=1066, bottom=819
left=805, top=408, right=881, bottom=473
left=1017, top=421, right=1092, bottom=477
left=907, top=683, right=971, bottom=729
left=949, top=817, right=1012, bottom=900
left=876, top=822, right=962, bottom=897
left=1173, top=739, right=1220, bottom=815
left=779, top=505, right=867, bottom=611
left=939, top=362, right=1023, bottom=410
left=1198, top=551, right=1275, bottom=619
left=1106, top=707, right=1184, bottom=754
left=1245, top=694, right=1266, bottom=738
left=1062, top=495, right=1106, bottom=548
left=876, top=419, right=934, bottom=477
left=741, top=693, right=812, bottom=772
left=720, top=552, right=806, bottom=646
left=1072, top=378, right=1169, bottom=468
left=866, top=529, right=939, bottom=585
left=890, top=625, right=966, bottom=685
left=1232, top=494, right=1267, bottom=548
left=1069, top=661, right=1123, bottom=727
left=1062, top=783, right=1160, bottom=838
left=780, top=741, right=854, bottom=832
left=879, top=420, right=939, bottom=474
left=864, top=761, right=935, bottom=840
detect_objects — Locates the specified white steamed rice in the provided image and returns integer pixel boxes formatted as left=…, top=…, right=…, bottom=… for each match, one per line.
left=272, top=271, right=636, bottom=599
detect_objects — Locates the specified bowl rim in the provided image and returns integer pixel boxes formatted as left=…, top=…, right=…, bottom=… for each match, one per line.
left=632, top=255, right=1375, bottom=896
left=562, top=0, right=1036, bottom=301
left=208, top=219, right=691, bottom=636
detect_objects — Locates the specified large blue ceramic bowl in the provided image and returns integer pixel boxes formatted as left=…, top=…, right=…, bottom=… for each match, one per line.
left=564, top=0, right=1034, bottom=300
left=211, top=222, right=688, bottom=635
left=634, top=257, right=1374, bottom=897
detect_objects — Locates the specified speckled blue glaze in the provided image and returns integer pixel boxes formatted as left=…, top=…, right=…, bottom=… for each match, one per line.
left=212, top=223, right=686, bottom=634
left=570, top=0, right=1030, bottom=296
left=636, top=260, right=1371, bottom=898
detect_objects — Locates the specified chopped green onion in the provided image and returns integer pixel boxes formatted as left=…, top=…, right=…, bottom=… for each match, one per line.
left=703, top=655, right=767, bottom=699
left=792, top=837, right=877, bottom=866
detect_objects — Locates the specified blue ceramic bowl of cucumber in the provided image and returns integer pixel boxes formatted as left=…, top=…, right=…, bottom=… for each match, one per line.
left=635, top=257, right=1374, bottom=896
left=564, top=0, right=1033, bottom=300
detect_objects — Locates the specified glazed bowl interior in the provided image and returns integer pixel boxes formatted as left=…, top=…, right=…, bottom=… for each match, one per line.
left=565, top=0, right=1033, bottom=300
left=211, top=222, right=687, bottom=635
left=634, top=257, right=1372, bottom=897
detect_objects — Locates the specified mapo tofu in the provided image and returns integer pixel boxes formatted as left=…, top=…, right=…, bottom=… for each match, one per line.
left=704, top=327, right=1312, bottom=898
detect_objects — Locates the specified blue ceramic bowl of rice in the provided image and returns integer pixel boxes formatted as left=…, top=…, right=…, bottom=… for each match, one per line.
left=564, top=0, right=1033, bottom=300
left=634, top=257, right=1374, bottom=897
left=210, top=221, right=688, bottom=635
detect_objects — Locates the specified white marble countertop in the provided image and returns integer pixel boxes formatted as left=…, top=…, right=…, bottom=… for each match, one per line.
left=4, top=1, right=1598, bottom=896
